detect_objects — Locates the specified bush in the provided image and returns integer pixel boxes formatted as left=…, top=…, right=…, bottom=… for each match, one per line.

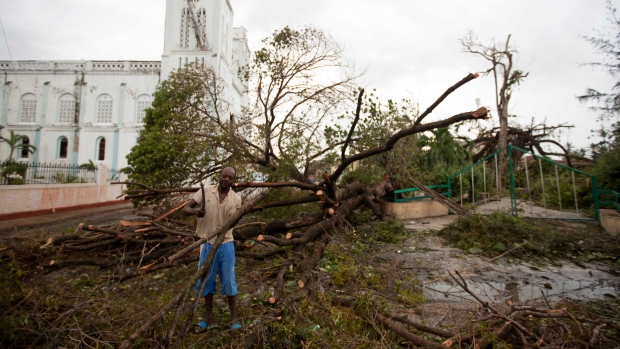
left=1, top=161, right=27, bottom=185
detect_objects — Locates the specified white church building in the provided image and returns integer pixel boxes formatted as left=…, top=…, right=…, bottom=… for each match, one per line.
left=0, top=0, right=249, bottom=173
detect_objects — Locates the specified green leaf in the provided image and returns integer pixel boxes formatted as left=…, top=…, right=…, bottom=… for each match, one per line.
left=468, top=247, right=482, bottom=254
left=492, top=242, right=506, bottom=251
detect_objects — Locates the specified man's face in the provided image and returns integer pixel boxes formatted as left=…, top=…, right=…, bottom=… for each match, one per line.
left=219, top=168, right=235, bottom=189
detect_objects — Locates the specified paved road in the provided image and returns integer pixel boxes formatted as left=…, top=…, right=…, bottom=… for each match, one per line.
left=0, top=202, right=141, bottom=236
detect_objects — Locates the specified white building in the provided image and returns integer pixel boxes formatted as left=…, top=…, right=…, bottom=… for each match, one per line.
left=0, top=0, right=249, bottom=172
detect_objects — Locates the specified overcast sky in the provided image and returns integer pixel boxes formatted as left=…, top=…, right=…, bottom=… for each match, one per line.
left=1, top=0, right=618, bottom=151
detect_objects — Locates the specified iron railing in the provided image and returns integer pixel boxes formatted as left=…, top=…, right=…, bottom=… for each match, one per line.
left=0, top=161, right=98, bottom=185
left=598, top=190, right=620, bottom=211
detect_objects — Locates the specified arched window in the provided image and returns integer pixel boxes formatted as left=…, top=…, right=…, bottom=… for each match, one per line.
left=96, top=137, right=106, bottom=161
left=96, top=94, right=113, bottom=124
left=58, top=94, right=76, bottom=124
left=135, top=95, right=152, bottom=124
left=58, top=137, right=68, bottom=159
left=19, top=93, right=37, bottom=123
left=20, top=137, right=31, bottom=159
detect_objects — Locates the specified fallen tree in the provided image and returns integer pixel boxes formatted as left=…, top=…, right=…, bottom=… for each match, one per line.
left=36, top=71, right=489, bottom=347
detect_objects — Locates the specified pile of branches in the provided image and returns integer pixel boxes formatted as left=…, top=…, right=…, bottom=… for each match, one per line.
left=40, top=212, right=199, bottom=282
left=325, top=271, right=620, bottom=349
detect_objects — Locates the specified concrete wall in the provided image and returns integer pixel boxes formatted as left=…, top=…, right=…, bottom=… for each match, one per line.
left=380, top=199, right=449, bottom=220
left=0, top=166, right=124, bottom=216
left=600, top=209, right=620, bottom=236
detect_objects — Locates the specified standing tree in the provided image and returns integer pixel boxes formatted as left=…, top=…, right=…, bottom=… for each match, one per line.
left=461, top=32, right=528, bottom=182
left=123, top=64, right=244, bottom=207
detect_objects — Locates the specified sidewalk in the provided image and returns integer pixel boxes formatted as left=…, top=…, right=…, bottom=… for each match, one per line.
left=0, top=201, right=138, bottom=234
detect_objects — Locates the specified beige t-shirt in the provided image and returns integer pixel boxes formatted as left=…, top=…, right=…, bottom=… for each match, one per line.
left=192, top=184, right=242, bottom=244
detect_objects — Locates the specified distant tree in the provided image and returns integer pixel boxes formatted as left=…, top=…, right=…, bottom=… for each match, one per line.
left=578, top=0, right=620, bottom=153
left=461, top=32, right=528, bottom=182
left=0, top=130, right=36, bottom=161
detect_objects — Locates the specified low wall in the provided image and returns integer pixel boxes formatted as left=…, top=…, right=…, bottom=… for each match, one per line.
left=600, top=209, right=620, bottom=236
left=0, top=166, right=125, bottom=216
left=380, top=199, right=449, bottom=220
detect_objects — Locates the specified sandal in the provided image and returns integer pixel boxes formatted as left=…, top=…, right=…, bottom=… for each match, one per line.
left=194, top=321, right=209, bottom=334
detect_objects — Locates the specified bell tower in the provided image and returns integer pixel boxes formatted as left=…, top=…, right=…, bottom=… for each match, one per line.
left=161, top=0, right=235, bottom=79
left=160, top=0, right=249, bottom=117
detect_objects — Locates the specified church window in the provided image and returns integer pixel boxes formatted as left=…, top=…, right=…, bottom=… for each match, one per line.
left=58, top=94, right=76, bottom=124
left=19, top=93, right=37, bottom=123
left=136, top=96, right=152, bottom=124
left=20, top=137, right=31, bottom=159
left=180, top=8, right=190, bottom=49
left=96, top=137, right=106, bottom=161
left=221, top=18, right=228, bottom=60
left=58, top=137, right=68, bottom=159
left=198, top=8, right=207, bottom=48
left=96, top=94, right=113, bottom=124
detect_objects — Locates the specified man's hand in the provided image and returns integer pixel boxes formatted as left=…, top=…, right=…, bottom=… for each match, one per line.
left=183, top=199, right=205, bottom=217
left=244, top=202, right=253, bottom=213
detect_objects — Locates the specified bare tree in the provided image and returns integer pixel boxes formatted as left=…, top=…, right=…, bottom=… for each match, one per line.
left=461, top=32, right=528, bottom=181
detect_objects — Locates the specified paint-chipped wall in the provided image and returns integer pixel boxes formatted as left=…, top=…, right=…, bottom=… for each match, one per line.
left=0, top=165, right=124, bottom=215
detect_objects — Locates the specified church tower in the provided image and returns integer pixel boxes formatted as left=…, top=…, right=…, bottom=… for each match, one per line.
left=161, top=0, right=249, bottom=116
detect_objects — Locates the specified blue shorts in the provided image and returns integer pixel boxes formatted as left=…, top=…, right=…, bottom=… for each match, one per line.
left=195, top=242, right=237, bottom=297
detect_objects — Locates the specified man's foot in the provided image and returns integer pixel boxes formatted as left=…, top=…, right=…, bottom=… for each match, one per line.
left=194, top=321, right=210, bottom=334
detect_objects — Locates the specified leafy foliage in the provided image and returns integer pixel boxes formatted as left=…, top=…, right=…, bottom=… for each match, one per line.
left=123, top=64, right=247, bottom=206
left=589, top=141, right=620, bottom=192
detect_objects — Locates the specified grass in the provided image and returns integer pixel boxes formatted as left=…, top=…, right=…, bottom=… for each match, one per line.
left=439, top=213, right=620, bottom=264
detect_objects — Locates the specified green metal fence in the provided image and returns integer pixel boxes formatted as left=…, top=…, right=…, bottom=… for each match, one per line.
left=393, top=185, right=450, bottom=203
left=446, top=145, right=600, bottom=221
left=598, top=190, right=620, bottom=211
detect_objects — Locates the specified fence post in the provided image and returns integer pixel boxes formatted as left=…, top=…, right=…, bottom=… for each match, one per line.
left=508, top=145, right=518, bottom=216
left=592, top=176, right=600, bottom=222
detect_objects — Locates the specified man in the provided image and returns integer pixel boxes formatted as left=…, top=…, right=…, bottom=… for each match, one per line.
left=183, top=167, right=249, bottom=333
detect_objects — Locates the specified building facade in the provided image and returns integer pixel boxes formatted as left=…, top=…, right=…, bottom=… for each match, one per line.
left=0, top=0, right=249, bottom=171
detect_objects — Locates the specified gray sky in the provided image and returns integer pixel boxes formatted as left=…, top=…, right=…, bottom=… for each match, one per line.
left=0, top=0, right=618, bottom=151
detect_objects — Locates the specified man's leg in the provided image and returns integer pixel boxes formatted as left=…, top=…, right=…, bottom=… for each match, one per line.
left=195, top=244, right=218, bottom=333
left=204, top=293, right=215, bottom=325
left=218, top=242, right=239, bottom=328
left=227, top=295, right=237, bottom=325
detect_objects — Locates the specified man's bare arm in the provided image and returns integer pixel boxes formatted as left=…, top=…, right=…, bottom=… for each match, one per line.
left=183, top=199, right=205, bottom=217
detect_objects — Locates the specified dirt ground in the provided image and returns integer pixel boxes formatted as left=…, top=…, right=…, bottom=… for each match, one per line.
left=368, top=214, right=620, bottom=327
left=0, top=202, right=140, bottom=239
